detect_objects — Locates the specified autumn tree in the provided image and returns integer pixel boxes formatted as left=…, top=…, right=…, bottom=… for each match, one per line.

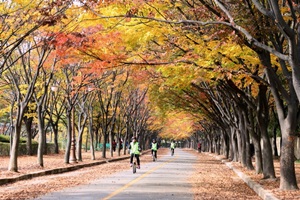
left=3, top=37, right=51, bottom=171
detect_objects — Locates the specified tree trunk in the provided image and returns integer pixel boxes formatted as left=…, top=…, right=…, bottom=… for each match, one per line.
left=231, top=128, right=238, bottom=162
left=24, top=117, right=33, bottom=156
left=257, top=83, right=275, bottom=179
left=228, top=133, right=233, bottom=161
left=237, top=109, right=246, bottom=166
left=273, top=124, right=279, bottom=157
left=209, top=136, right=213, bottom=153
left=64, top=109, right=72, bottom=164
left=223, top=131, right=230, bottom=159
left=77, top=131, right=83, bottom=162
left=280, top=124, right=298, bottom=190
left=215, top=136, right=221, bottom=155
left=265, top=63, right=299, bottom=189
left=37, top=104, right=45, bottom=167
left=76, top=114, right=87, bottom=162
left=8, top=101, right=27, bottom=172
left=8, top=125, right=21, bottom=172
left=109, top=133, right=113, bottom=157
left=252, top=133, right=263, bottom=174
left=245, top=130, right=254, bottom=170
left=261, top=130, right=276, bottom=179
left=88, top=117, right=95, bottom=160
left=102, top=130, right=108, bottom=158
left=53, top=124, right=59, bottom=154
left=236, top=129, right=243, bottom=164
left=89, top=132, right=95, bottom=160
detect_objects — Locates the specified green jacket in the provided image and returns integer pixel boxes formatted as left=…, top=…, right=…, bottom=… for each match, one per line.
left=130, top=141, right=140, bottom=155
left=170, top=142, right=176, bottom=149
left=151, top=142, right=158, bottom=151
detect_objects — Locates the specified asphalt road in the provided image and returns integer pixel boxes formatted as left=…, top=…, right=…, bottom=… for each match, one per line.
left=35, top=149, right=196, bottom=200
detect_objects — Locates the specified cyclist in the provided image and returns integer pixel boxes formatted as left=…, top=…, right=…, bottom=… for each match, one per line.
left=170, top=140, right=176, bottom=155
left=151, top=139, right=158, bottom=161
left=129, top=136, right=141, bottom=169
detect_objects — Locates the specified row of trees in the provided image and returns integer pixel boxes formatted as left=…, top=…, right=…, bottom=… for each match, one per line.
left=1, top=0, right=300, bottom=191
left=0, top=1, right=159, bottom=174
left=87, top=0, right=300, bottom=191
left=147, top=1, right=299, bottom=191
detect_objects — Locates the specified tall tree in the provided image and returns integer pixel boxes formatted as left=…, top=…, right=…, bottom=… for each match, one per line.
left=6, top=39, right=47, bottom=172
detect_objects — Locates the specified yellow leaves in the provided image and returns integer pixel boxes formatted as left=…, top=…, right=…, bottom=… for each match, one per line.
left=280, top=6, right=293, bottom=21
left=241, top=55, right=260, bottom=66
left=157, top=64, right=195, bottom=90
left=11, top=0, right=31, bottom=7
left=19, top=84, right=30, bottom=95
left=100, top=3, right=127, bottom=16
left=159, top=111, right=195, bottom=140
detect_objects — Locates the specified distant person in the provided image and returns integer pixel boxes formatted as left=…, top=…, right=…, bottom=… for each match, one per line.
left=170, top=140, right=176, bottom=156
left=129, top=136, right=141, bottom=169
left=197, top=142, right=201, bottom=153
left=151, top=139, right=158, bottom=161
left=125, top=140, right=129, bottom=149
left=119, top=138, right=123, bottom=150
left=112, top=139, right=116, bottom=152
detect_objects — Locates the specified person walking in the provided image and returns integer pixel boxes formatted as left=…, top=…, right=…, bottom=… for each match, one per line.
left=129, top=136, right=141, bottom=169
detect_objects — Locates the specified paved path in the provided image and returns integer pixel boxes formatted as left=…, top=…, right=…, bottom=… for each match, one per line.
left=35, top=149, right=196, bottom=200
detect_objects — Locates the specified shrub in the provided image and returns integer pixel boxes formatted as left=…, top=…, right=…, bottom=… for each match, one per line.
left=0, top=135, right=10, bottom=143
left=0, top=135, right=50, bottom=156
left=0, top=142, right=10, bottom=156
left=0, top=135, right=38, bottom=144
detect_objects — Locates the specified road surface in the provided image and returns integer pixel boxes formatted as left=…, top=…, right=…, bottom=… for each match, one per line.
left=35, top=149, right=196, bottom=200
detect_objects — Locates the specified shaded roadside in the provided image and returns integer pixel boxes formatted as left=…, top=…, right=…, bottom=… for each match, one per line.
left=188, top=150, right=300, bottom=200
left=188, top=150, right=261, bottom=200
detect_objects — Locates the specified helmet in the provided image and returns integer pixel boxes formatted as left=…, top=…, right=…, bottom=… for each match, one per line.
left=132, top=136, right=137, bottom=140
left=152, top=139, right=156, bottom=142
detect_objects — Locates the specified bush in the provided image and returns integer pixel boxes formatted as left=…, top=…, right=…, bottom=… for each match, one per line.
left=0, top=135, right=10, bottom=143
left=0, top=135, right=38, bottom=144
left=0, top=136, right=54, bottom=156
left=0, top=142, right=10, bottom=156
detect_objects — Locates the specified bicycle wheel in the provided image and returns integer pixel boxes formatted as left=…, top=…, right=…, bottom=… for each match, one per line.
left=152, top=152, right=155, bottom=161
left=133, top=161, right=136, bottom=173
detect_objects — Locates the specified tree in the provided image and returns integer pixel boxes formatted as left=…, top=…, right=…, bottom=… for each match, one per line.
left=5, top=38, right=47, bottom=172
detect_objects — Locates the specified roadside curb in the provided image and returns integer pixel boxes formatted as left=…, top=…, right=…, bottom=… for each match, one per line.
left=0, top=150, right=150, bottom=187
left=224, top=161, right=279, bottom=200
left=209, top=153, right=280, bottom=200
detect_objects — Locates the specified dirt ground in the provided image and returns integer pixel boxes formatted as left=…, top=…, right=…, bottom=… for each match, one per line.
left=197, top=152, right=300, bottom=200
left=0, top=148, right=299, bottom=200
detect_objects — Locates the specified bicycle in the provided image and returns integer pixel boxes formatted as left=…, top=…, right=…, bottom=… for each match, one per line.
left=133, top=156, right=137, bottom=173
left=132, top=153, right=140, bottom=174
left=171, top=148, right=174, bottom=156
left=152, top=150, right=157, bottom=162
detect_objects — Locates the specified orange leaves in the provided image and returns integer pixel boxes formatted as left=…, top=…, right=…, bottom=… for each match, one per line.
left=50, top=23, right=127, bottom=74
left=78, top=29, right=126, bottom=65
